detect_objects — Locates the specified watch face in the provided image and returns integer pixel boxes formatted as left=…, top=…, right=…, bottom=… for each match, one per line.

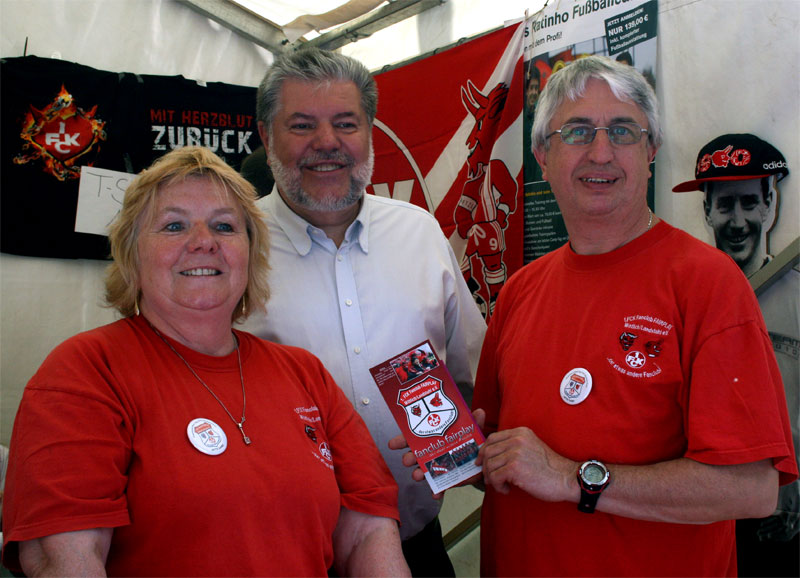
left=583, top=463, right=606, bottom=484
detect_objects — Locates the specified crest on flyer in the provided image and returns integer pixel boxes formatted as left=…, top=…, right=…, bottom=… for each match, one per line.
left=397, top=377, right=457, bottom=437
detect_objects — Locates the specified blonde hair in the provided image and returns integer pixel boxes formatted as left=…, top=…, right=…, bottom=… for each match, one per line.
left=105, top=146, right=270, bottom=322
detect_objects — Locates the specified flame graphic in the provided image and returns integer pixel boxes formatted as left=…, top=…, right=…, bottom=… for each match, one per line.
left=13, top=85, right=107, bottom=181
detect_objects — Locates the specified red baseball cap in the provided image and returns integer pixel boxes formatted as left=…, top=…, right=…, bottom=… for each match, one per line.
left=672, top=133, right=789, bottom=192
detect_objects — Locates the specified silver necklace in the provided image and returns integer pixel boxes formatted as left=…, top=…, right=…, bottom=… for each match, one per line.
left=152, top=325, right=251, bottom=445
left=646, top=208, right=654, bottom=231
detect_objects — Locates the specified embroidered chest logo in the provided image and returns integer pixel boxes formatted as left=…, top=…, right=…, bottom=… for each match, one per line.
left=607, top=314, right=673, bottom=379
left=294, top=405, right=333, bottom=469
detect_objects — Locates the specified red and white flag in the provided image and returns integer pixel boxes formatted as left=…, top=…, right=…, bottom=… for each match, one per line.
left=369, top=22, right=525, bottom=320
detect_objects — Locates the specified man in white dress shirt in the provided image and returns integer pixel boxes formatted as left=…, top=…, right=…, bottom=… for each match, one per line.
left=242, top=48, right=486, bottom=576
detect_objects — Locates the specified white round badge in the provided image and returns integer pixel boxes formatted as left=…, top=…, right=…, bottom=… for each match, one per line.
left=559, top=368, right=593, bottom=405
left=187, top=418, right=228, bottom=455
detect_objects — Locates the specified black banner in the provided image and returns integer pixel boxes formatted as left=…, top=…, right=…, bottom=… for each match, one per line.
left=1, top=56, right=259, bottom=259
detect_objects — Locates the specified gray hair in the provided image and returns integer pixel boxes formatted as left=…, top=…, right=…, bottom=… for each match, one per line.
left=256, top=47, right=378, bottom=130
left=532, top=55, right=662, bottom=151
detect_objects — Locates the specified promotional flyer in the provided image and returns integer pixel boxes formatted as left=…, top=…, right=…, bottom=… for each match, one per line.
left=370, top=341, right=485, bottom=493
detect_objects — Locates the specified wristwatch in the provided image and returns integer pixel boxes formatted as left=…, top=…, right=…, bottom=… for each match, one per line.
left=577, top=460, right=611, bottom=513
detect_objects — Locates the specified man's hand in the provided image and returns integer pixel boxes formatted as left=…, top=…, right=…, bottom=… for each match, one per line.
left=388, top=408, right=487, bottom=498
left=476, top=427, right=577, bottom=501
left=756, top=480, right=800, bottom=542
left=756, top=510, right=800, bottom=542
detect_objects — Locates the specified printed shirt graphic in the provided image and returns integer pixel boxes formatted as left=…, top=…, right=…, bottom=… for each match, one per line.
left=1, top=56, right=258, bottom=260
left=14, top=84, right=107, bottom=181
left=1, top=56, right=126, bottom=259
left=608, top=313, right=671, bottom=379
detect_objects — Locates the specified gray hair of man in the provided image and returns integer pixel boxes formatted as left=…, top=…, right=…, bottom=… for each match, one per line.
left=532, top=55, right=663, bottom=151
left=256, top=47, right=378, bottom=132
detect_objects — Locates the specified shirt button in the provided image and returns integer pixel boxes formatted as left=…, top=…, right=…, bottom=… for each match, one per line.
left=354, top=346, right=361, bottom=354
left=345, top=299, right=353, bottom=306
left=337, top=254, right=343, bottom=262
left=361, top=397, right=370, bottom=405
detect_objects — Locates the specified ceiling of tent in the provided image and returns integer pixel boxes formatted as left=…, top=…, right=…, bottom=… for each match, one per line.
left=177, top=0, right=445, bottom=55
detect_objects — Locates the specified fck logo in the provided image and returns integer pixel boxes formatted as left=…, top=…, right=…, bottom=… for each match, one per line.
left=44, top=121, right=81, bottom=154
left=14, top=85, right=106, bottom=181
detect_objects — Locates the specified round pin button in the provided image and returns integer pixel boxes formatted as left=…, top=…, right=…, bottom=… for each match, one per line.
left=187, top=418, right=228, bottom=455
left=560, top=368, right=593, bottom=405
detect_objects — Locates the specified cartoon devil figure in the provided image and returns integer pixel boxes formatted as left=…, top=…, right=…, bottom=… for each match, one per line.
left=454, top=80, right=518, bottom=318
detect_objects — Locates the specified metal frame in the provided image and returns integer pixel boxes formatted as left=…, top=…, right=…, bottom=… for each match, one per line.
left=750, top=236, right=800, bottom=296
left=178, top=0, right=446, bottom=55
left=177, top=0, right=289, bottom=53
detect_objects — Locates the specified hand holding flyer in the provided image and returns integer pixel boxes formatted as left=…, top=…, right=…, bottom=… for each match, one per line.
left=370, top=340, right=484, bottom=494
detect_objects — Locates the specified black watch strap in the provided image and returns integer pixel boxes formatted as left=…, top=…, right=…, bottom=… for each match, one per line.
left=578, top=489, right=602, bottom=513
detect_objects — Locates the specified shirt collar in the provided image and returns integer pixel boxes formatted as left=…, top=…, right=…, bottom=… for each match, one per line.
left=262, top=187, right=370, bottom=255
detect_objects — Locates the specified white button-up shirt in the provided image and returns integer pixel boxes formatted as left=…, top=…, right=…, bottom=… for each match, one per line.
left=242, top=190, right=486, bottom=539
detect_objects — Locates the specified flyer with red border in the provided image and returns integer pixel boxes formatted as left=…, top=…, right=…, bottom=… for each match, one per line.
left=370, top=340, right=484, bottom=493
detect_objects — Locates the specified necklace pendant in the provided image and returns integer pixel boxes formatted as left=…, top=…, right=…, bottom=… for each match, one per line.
left=151, top=325, right=251, bottom=447
left=238, top=422, right=252, bottom=445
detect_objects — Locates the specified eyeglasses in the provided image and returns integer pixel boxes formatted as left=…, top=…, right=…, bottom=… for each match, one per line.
left=546, top=122, right=649, bottom=145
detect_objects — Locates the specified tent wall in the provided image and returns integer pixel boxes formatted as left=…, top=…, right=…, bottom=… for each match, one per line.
left=1, top=0, right=798, bottom=450
left=656, top=0, right=798, bottom=257
left=0, top=0, right=273, bottom=444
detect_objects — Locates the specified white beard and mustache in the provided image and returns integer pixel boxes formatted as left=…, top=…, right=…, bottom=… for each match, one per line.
left=267, top=131, right=374, bottom=213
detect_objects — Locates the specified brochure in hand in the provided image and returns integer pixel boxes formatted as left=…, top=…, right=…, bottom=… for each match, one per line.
left=369, top=340, right=484, bottom=493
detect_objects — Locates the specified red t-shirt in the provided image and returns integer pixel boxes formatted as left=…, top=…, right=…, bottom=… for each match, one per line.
left=473, top=221, right=797, bottom=577
left=3, top=315, right=398, bottom=576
